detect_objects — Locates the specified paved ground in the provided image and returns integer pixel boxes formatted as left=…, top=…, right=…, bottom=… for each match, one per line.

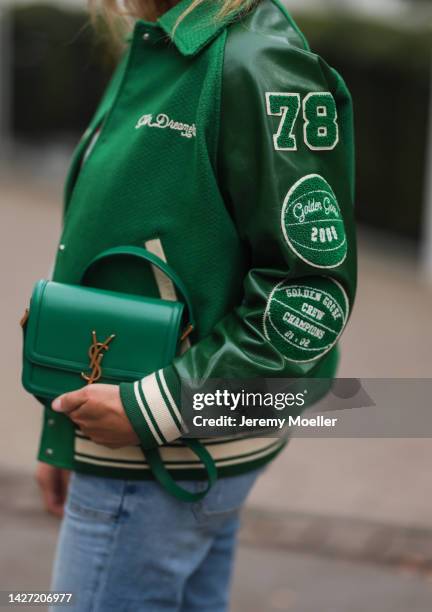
left=3, top=473, right=432, bottom=612
left=232, top=547, right=432, bottom=612
left=1, top=159, right=432, bottom=610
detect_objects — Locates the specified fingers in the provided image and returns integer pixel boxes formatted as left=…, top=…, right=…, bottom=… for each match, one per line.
left=36, top=464, right=70, bottom=518
left=52, top=387, right=88, bottom=415
left=51, top=384, right=137, bottom=449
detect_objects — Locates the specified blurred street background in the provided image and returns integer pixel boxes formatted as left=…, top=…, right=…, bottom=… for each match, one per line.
left=1, top=0, right=432, bottom=610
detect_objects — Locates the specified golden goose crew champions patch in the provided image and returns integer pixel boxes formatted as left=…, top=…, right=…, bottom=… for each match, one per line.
left=282, top=174, right=347, bottom=269
left=263, top=277, right=349, bottom=363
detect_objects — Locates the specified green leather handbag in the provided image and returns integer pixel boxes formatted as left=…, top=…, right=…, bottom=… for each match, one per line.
left=21, top=245, right=217, bottom=502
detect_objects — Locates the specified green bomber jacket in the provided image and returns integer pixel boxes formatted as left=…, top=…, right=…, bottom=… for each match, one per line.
left=37, top=0, right=357, bottom=480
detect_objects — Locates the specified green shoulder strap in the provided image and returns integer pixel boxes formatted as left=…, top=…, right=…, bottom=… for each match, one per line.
left=145, top=440, right=218, bottom=503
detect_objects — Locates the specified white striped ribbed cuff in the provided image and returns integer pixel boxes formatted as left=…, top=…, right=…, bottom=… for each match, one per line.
left=120, top=368, right=183, bottom=449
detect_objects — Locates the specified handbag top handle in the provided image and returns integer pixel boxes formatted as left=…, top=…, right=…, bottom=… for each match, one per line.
left=80, top=245, right=196, bottom=335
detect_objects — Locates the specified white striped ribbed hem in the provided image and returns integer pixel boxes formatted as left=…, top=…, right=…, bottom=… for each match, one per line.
left=74, top=434, right=284, bottom=470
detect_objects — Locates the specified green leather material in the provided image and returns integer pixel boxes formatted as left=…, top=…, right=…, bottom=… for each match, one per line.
left=22, top=247, right=186, bottom=400
left=22, top=280, right=183, bottom=399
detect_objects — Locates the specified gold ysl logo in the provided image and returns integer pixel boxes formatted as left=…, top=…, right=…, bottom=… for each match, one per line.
left=81, top=331, right=116, bottom=384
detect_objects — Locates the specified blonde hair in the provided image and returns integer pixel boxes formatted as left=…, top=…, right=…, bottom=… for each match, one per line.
left=89, top=0, right=254, bottom=44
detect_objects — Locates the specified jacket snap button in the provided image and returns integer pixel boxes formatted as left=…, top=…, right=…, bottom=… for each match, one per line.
left=59, top=243, right=66, bottom=251
left=48, top=419, right=55, bottom=426
left=142, top=32, right=150, bottom=41
left=46, top=448, right=54, bottom=456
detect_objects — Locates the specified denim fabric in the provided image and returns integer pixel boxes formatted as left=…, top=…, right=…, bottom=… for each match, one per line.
left=50, top=469, right=261, bottom=612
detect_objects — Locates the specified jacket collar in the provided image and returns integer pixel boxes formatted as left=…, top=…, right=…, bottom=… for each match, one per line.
left=157, top=0, right=241, bottom=56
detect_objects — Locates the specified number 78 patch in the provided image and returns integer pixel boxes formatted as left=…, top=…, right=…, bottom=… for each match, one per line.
left=265, top=91, right=339, bottom=151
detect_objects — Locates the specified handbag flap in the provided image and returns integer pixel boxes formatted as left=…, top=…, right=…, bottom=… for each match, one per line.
left=25, top=281, right=184, bottom=381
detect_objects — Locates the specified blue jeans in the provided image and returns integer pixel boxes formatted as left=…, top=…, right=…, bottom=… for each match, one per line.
left=50, top=469, right=261, bottom=612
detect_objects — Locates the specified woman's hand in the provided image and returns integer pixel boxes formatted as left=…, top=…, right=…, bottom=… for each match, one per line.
left=51, top=385, right=139, bottom=449
left=36, top=463, right=70, bottom=517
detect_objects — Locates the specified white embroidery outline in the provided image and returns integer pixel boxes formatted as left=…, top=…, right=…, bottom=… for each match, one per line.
left=265, top=92, right=301, bottom=152
left=303, top=92, right=339, bottom=151
left=135, top=113, right=197, bottom=139
left=281, top=173, right=348, bottom=269
left=262, top=277, right=349, bottom=364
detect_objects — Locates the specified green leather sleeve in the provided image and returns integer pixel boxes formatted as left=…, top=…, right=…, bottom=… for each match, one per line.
left=120, top=34, right=357, bottom=449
